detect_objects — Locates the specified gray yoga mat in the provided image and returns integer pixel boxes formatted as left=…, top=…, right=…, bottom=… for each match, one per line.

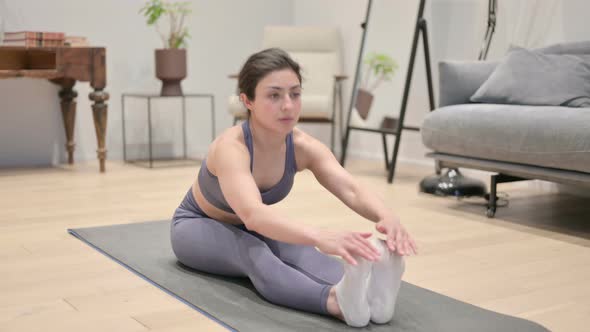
left=68, top=220, right=550, bottom=332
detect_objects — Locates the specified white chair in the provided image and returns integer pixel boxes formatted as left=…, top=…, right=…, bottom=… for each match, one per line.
left=228, top=26, right=346, bottom=151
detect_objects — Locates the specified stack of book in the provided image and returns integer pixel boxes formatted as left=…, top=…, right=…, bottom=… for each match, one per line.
left=2, top=31, right=66, bottom=47
left=64, top=36, right=89, bottom=47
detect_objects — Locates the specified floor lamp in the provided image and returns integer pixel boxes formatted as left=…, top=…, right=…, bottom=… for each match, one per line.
left=418, top=0, right=497, bottom=197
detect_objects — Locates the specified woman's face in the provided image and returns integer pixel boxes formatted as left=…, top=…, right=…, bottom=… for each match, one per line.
left=242, top=68, right=302, bottom=134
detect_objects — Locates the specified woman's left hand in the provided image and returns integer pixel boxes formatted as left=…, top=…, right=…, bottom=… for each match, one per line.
left=375, top=217, right=418, bottom=256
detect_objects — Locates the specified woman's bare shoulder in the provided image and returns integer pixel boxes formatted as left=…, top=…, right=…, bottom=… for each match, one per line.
left=292, top=127, right=324, bottom=170
left=207, top=124, right=249, bottom=174
left=211, top=125, right=243, bottom=147
left=292, top=127, right=313, bottom=145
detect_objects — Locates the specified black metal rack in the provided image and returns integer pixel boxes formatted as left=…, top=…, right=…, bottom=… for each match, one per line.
left=340, top=0, right=435, bottom=183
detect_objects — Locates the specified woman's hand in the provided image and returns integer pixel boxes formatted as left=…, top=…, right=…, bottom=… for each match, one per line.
left=315, top=230, right=381, bottom=265
left=375, top=217, right=417, bottom=256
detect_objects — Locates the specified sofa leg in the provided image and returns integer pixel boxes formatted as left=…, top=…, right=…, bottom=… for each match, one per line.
left=486, top=174, right=498, bottom=218
left=435, top=160, right=442, bottom=175
left=486, top=173, right=528, bottom=218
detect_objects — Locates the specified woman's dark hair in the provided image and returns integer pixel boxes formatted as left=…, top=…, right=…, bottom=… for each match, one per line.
left=238, top=48, right=302, bottom=104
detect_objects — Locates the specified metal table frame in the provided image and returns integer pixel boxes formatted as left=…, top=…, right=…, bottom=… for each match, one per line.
left=121, top=93, right=215, bottom=168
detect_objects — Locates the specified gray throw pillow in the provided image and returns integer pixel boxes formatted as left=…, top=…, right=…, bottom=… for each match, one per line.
left=438, top=60, right=500, bottom=107
left=508, top=40, right=590, bottom=55
left=535, top=40, right=590, bottom=55
left=470, top=48, right=590, bottom=107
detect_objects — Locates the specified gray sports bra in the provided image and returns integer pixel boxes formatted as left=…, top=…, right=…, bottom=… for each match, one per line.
left=198, top=120, right=297, bottom=214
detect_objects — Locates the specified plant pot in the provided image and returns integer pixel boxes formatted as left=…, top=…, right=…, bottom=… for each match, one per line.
left=355, top=88, right=373, bottom=120
left=380, top=116, right=398, bottom=130
left=155, top=49, right=187, bottom=96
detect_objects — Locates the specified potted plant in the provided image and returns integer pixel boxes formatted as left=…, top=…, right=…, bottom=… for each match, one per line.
left=356, top=52, right=398, bottom=120
left=140, top=0, right=191, bottom=96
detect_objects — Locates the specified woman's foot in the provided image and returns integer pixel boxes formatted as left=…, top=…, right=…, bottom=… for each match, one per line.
left=367, top=238, right=405, bottom=324
left=326, top=287, right=344, bottom=321
left=331, top=256, right=372, bottom=327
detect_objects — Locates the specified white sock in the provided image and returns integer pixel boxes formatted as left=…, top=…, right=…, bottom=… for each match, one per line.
left=367, top=238, right=405, bottom=324
left=333, top=256, right=372, bottom=327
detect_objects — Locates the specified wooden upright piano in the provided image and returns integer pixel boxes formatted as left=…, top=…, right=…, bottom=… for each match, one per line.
left=0, top=46, right=108, bottom=172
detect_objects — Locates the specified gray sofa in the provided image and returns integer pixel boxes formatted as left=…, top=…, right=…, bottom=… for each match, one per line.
left=421, top=41, right=590, bottom=217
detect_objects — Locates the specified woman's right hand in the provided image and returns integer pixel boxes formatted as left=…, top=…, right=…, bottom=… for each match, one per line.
left=315, top=230, right=381, bottom=265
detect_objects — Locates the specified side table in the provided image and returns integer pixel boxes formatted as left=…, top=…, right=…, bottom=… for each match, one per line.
left=121, top=93, right=215, bottom=168
left=0, top=46, right=108, bottom=172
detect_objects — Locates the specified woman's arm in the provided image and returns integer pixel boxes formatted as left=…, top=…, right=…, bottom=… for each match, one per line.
left=299, top=133, right=417, bottom=255
left=214, top=139, right=380, bottom=264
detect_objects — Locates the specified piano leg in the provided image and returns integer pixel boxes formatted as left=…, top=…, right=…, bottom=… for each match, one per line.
left=58, top=79, right=77, bottom=165
left=89, top=89, right=109, bottom=172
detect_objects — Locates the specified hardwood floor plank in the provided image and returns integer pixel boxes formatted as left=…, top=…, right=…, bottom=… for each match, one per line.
left=0, top=159, right=588, bottom=331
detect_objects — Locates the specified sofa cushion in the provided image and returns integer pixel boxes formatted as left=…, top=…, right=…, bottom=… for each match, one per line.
left=438, top=60, right=500, bottom=107
left=533, top=40, right=590, bottom=55
left=421, top=104, right=590, bottom=173
left=470, top=49, right=590, bottom=107
left=508, top=40, right=590, bottom=55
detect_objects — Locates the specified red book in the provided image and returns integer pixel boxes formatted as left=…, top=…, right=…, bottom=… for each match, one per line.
left=3, top=31, right=65, bottom=41
left=2, top=39, right=64, bottom=47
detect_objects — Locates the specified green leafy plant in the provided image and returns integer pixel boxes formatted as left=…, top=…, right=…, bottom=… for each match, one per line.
left=361, top=52, right=399, bottom=93
left=140, top=0, right=191, bottom=49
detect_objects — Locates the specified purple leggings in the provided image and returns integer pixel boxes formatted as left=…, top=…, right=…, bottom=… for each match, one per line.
left=170, top=188, right=344, bottom=315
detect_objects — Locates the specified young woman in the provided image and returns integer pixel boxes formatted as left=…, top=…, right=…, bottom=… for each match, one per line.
left=171, top=48, right=417, bottom=327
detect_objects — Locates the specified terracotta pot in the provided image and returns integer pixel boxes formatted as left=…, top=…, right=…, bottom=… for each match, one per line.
left=380, top=116, right=399, bottom=130
left=355, top=88, right=373, bottom=120
left=155, top=49, right=187, bottom=96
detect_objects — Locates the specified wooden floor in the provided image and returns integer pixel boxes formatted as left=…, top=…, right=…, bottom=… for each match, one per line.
left=0, top=159, right=588, bottom=332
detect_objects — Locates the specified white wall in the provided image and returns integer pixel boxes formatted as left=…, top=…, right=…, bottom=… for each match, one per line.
left=1, top=0, right=589, bottom=169
left=294, top=0, right=589, bottom=167
left=293, top=0, right=488, bottom=166
left=0, top=0, right=293, bottom=167
left=562, top=0, right=590, bottom=42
